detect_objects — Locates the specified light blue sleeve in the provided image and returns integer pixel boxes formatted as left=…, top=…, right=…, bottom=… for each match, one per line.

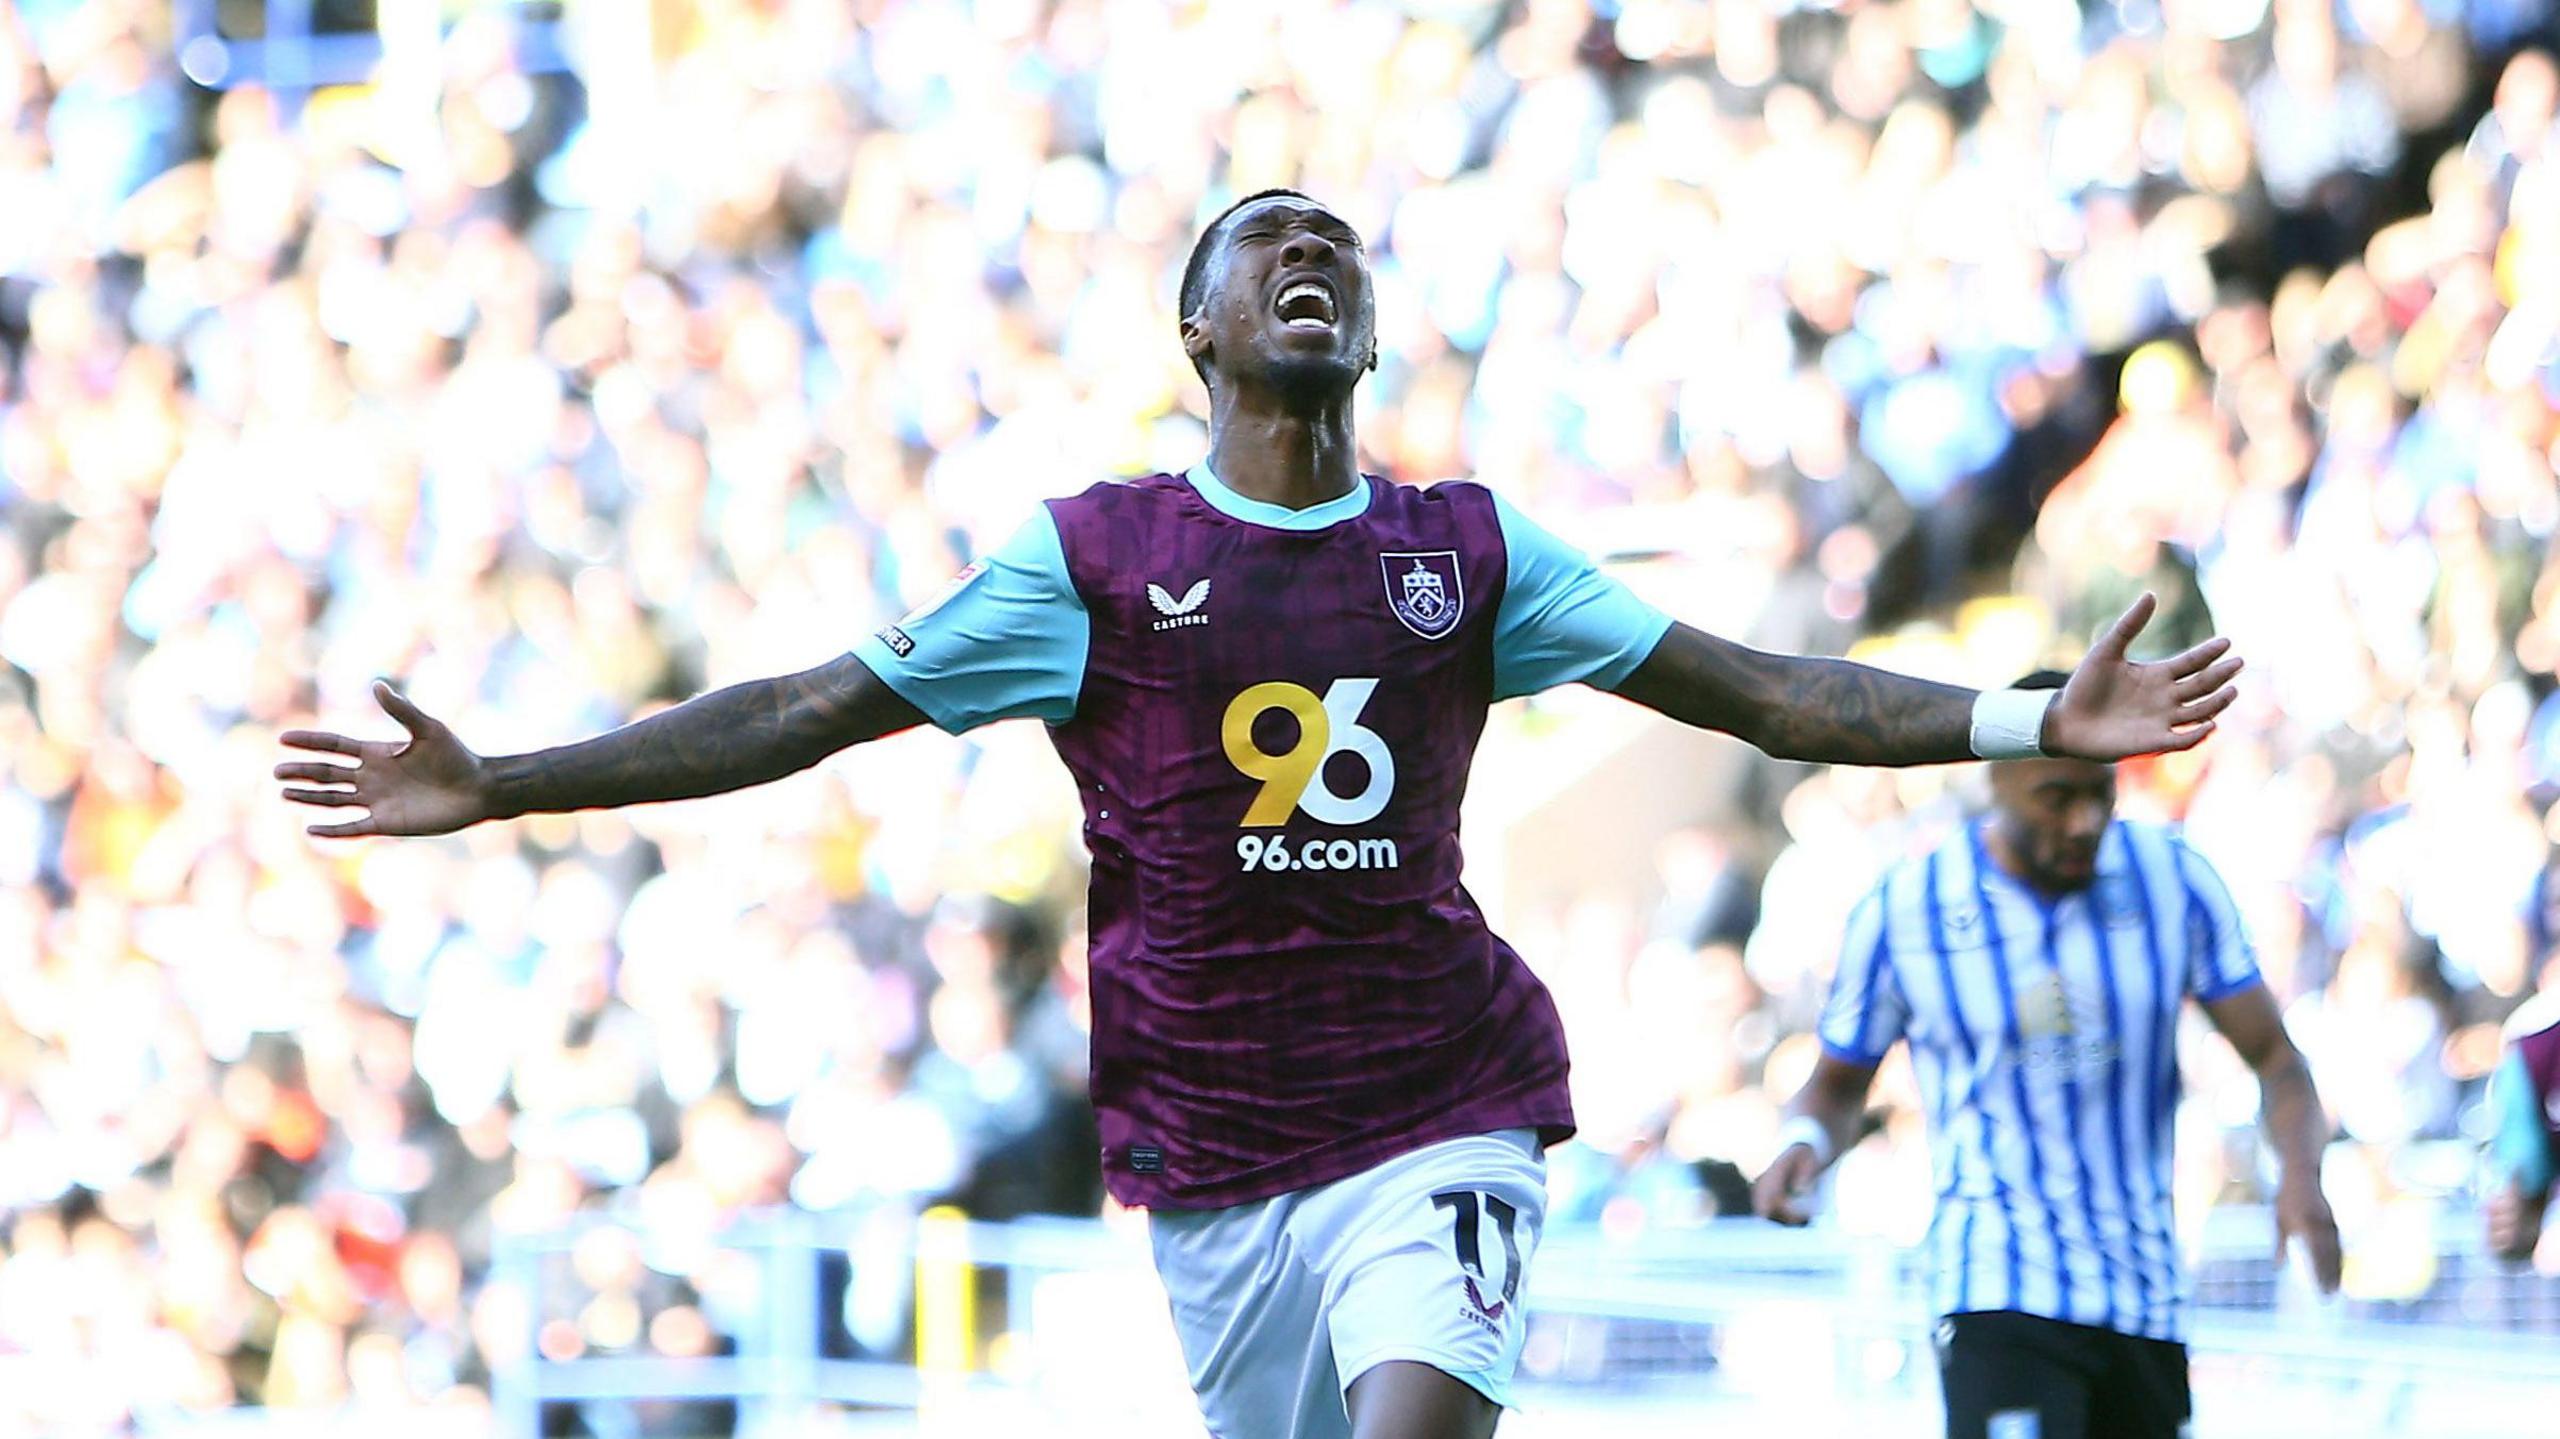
left=2174, top=841, right=2262, bottom=1003
left=1817, top=885, right=1907, bottom=1065
left=2490, top=1049, right=2558, bottom=1195
left=1487, top=492, right=1674, bottom=701
left=852, top=508, right=1086, bottom=732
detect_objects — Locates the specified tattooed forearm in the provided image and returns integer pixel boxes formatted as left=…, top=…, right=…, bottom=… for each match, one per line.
left=480, top=655, right=924, bottom=817
left=1612, top=623, right=1977, bottom=766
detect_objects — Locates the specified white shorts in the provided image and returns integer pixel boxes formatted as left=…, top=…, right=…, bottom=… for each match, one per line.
left=1147, top=1129, right=1547, bottom=1439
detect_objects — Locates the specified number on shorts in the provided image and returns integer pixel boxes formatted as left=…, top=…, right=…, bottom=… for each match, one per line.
left=1431, top=1189, right=1522, bottom=1305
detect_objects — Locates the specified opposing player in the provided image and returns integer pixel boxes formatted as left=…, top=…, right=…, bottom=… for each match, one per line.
left=277, top=192, right=2244, bottom=1439
left=1751, top=670, right=2341, bottom=1439
left=2485, top=994, right=2560, bottom=1262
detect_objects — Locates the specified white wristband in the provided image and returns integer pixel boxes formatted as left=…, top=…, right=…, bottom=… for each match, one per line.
left=1970, top=688, right=2055, bottom=761
left=1776, top=1115, right=1835, bottom=1167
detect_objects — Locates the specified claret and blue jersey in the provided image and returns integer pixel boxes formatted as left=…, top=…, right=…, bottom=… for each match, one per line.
left=852, top=464, right=1672, bottom=1210
left=1817, top=820, right=2261, bottom=1342
left=854, top=465, right=1670, bottom=729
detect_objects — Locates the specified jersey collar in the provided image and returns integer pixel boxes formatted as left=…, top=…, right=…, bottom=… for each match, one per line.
left=1183, top=463, right=1374, bottom=531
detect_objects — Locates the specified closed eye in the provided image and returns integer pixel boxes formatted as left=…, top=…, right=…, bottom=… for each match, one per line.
left=1236, top=224, right=1362, bottom=249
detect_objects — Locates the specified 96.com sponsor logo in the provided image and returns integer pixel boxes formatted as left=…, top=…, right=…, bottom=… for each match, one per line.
left=1222, top=678, right=1394, bottom=826
left=1235, top=834, right=1401, bottom=873
left=1222, top=678, right=1402, bottom=875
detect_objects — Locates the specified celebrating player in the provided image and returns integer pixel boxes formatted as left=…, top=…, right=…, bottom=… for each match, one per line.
left=278, top=192, right=2242, bottom=1439
left=1751, top=670, right=2341, bottom=1439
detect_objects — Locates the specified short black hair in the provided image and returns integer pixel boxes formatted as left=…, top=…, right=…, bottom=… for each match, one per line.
left=1177, top=188, right=1324, bottom=387
left=1179, top=188, right=1315, bottom=324
left=2013, top=669, right=2071, bottom=691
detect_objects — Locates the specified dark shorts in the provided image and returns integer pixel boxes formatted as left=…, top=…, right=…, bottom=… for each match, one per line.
left=1937, top=1310, right=2191, bottom=1439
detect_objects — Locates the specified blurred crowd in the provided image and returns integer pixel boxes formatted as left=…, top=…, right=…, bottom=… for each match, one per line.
left=0, top=0, right=2556, bottom=1429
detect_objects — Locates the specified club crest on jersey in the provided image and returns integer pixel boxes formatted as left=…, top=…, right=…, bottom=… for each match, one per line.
left=2016, top=971, right=2074, bottom=1039
left=1379, top=551, right=1464, bottom=639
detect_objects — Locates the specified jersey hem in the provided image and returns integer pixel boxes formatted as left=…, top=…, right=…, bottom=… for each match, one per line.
left=1115, top=1101, right=1576, bottom=1213
left=849, top=641, right=973, bottom=733
left=1936, top=1306, right=2189, bottom=1347
left=1585, top=611, right=1675, bottom=692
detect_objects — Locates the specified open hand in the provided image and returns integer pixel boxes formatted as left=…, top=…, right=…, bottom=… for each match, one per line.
left=2044, top=594, right=2243, bottom=761
left=274, top=682, right=491, bottom=837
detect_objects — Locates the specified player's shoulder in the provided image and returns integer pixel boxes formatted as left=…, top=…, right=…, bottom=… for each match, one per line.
left=1860, top=849, right=1934, bottom=914
left=1050, top=471, right=1189, bottom=513
left=1369, top=478, right=1520, bottom=568
left=1043, top=473, right=1197, bottom=549
left=1401, top=473, right=1492, bottom=498
left=2105, top=818, right=2192, bottom=869
left=1370, top=473, right=1497, bottom=515
left=2150, top=823, right=2238, bottom=885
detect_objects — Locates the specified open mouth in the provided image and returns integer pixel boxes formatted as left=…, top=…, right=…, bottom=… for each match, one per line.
left=1274, top=279, right=1338, bottom=330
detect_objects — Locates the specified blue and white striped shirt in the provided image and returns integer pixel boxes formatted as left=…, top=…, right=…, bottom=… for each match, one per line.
left=1817, top=819, right=2260, bottom=1342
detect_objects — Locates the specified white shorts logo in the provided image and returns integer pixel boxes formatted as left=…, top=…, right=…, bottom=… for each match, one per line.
left=1432, top=1189, right=1522, bottom=1328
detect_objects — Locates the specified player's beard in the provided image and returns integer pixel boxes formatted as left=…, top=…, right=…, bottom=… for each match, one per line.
left=1994, top=813, right=2099, bottom=893
left=2025, top=837, right=2100, bottom=891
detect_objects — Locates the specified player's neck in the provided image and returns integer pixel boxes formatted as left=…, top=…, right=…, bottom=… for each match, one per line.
left=1205, top=401, right=1363, bottom=511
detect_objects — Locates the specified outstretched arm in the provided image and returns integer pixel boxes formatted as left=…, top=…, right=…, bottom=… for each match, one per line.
left=2205, top=983, right=2343, bottom=1292
left=1610, top=593, right=2240, bottom=766
left=275, top=657, right=925, bottom=837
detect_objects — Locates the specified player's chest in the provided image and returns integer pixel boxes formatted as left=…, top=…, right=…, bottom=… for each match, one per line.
left=1913, top=877, right=2176, bottom=1042
left=1083, top=532, right=1499, bottom=682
